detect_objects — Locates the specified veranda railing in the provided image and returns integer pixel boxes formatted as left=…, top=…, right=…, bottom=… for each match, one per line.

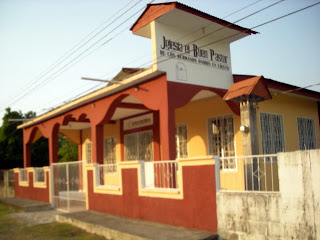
left=19, top=168, right=28, bottom=182
left=96, top=163, right=120, bottom=188
left=34, top=167, right=45, bottom=183
left=142, top=161, right=178, bottom=190
left=218, top=154, right=279, bottom=192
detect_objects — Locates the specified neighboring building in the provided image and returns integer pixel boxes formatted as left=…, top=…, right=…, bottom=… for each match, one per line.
left=14, top=2, right=320, bottom=234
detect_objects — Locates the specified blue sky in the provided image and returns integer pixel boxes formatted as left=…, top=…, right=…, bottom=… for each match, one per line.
left=0, top=0, right=319, bottom=123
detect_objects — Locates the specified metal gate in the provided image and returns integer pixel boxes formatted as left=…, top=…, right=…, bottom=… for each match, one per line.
left=51, top=161, right=86, bottom=212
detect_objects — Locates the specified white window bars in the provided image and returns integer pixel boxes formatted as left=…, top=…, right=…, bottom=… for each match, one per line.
left=96, top=163, right=120, bottom=188
left=142, top=161, right=178, bottom=190
left=260, top=113, right=285, bottom=154
left=19, top=168, right=28, bottom=182
left=297, top=117, right=317, bottom=150
left=219, top=154, right=279, bottom=192
left=34, top=167, right=45, bottom=183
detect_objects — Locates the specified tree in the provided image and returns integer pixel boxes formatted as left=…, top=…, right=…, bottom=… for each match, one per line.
left=0, top=108, right=48, bottom=169
left=58, top=134, right=78, bottom=162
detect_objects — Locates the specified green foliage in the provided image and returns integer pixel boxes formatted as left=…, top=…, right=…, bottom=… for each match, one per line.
left=0, top=108, right=25, bottom=169
left=0, top=108, right=78, bottom=168
left=0, top=108, right=48, bottom=169
left=31, top=137, right=49, bottom=167
left=58, top=134, right=78, bottom=162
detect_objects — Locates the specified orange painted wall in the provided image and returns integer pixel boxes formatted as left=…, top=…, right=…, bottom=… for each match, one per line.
left=14, top=171, right=50, bottom=203
left=87, top=163, right=217, bottom=232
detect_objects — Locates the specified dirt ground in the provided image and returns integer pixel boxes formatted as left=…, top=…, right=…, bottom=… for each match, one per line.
left=0, top=204, right=106, bottom=240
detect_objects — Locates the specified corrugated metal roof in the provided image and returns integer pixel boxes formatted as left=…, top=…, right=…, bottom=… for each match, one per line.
left=223, top=76, right=272, bottom=102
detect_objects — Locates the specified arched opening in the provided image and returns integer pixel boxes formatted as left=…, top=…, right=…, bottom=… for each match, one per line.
left=57, top=133, right=78, bottom=162
left=30, top=136, right=49, bottom=167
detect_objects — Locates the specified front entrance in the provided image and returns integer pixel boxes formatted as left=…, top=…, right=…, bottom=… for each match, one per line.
left=51, top=161, right=86, bottom=212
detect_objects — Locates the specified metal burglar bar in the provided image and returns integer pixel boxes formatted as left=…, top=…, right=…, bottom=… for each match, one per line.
left=142, top=161, right=178, bottom=190
left=219, top=155, right=279, bottom=192
left=52, top=161, right=86, bottom=212
left=297, top=117, right=317, bottom=150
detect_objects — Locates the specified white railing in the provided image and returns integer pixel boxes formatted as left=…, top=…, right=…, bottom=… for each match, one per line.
left=219, top=154, right=279, bottom=192
left=142, top=161, right=178, bottom=190
left=34, top=167, right=45, bottom=183
left=96, top=163, right=120, bottom=188
left=19, top=168, right=28, bottom=182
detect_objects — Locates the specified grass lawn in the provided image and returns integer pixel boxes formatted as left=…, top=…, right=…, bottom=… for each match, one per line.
left=0, top=204, right=106, bottom=240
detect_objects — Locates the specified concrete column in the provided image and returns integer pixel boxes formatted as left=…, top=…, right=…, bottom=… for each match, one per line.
left=23, top=143, right=31, bottom=168
left=159, top=105, right=176, bottom=160
left=91, top=124, right=103, bottom=164
left=240, top=98, right=259, bottom=156
left=48, top=124, right=59, bottom=165
left=23, top=129, right=32, bottom=168
left=240, top=98, right=259, bottom=190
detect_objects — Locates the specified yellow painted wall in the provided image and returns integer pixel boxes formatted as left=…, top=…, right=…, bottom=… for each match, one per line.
left=103, top=121, right=121, bottom=163
left=257, top=93, right=320, bottom=152
left=80, top=121, right=121, bottom=162
left=175, top=94, right=243, bottom=157
left=59, top=129, right=81, bottom=144
left=32, top=129, right=43, bottom=143
left=81, top=128, right=91, bottom=161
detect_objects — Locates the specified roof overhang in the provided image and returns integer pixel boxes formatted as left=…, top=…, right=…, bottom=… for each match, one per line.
left=233, top=74, right=320, bottom=101
left=131, top=2, right=258, bottom=43
left=223, top=76, right=272, bottom=102
left=18, top=68, right=165, bottom=129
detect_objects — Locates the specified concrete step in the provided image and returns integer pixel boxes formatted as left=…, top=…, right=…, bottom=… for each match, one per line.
left=0, top=198, right=52, bottom=212
left=57, top=211, right=220, bottom=240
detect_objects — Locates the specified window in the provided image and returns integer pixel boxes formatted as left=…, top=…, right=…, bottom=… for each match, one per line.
left=103, top=137, right=116, bottom=164
left=208, top=115, right=235, bottom=157
left=208, top=115, right=235, bottom=170
left=260, top=113, right=285, bottom=154
left=124, top=130, right=153, bottom=161
left=86, top=142, right=92, bottom=163
left=297, top=117, right=317, bottom=150
left=176, top=124, right=188, bottom=158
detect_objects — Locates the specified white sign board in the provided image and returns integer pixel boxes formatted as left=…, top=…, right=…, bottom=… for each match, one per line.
left=123, top=113, right=153, bottom=131
left=152, top=21, right=233, bottom=89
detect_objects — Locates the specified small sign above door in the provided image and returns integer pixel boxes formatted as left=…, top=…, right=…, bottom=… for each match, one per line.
left=123, top=113, right=153, bottom=131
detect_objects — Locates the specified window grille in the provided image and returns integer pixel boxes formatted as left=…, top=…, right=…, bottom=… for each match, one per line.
left=86, top=142, right=92, bottom=163
left=297, top=117, right=316, bottom=150
left=124, top=130, right=153, bottom=161
left=34, top=168, right=45, bottom=183
left=176, top=124, right=188, bottom=158
left=103, top=137, right=116, bottom=164
left=260, top=113, right=285, bottom=155
left=208, top=115, right=235, bottom=170
left=19, top=169, right=28, bottom=182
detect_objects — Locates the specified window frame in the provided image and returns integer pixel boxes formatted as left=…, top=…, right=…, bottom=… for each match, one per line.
left=124, top=130, right=154, bottom=162
left=175, top=123, right=188, bottom=159
left=260, top=112, right=286, bottom=155
left=207, top=114, right=236, bottom=171
left=103, top=136, right=117, bottom=165
left=297, top=117, right=317, bottom=150
left=85, top=141, right=92, bottom=163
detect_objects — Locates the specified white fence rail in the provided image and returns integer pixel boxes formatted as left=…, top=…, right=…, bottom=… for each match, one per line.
left=34, top=167, right=45, bottom=183
left=19, top=168, right=28, bottom=182
left=219, top=154, right=279, bottom=192
left=96, top=164, right=120, bottom=188
left=142, top=161, right=178, bottom=190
